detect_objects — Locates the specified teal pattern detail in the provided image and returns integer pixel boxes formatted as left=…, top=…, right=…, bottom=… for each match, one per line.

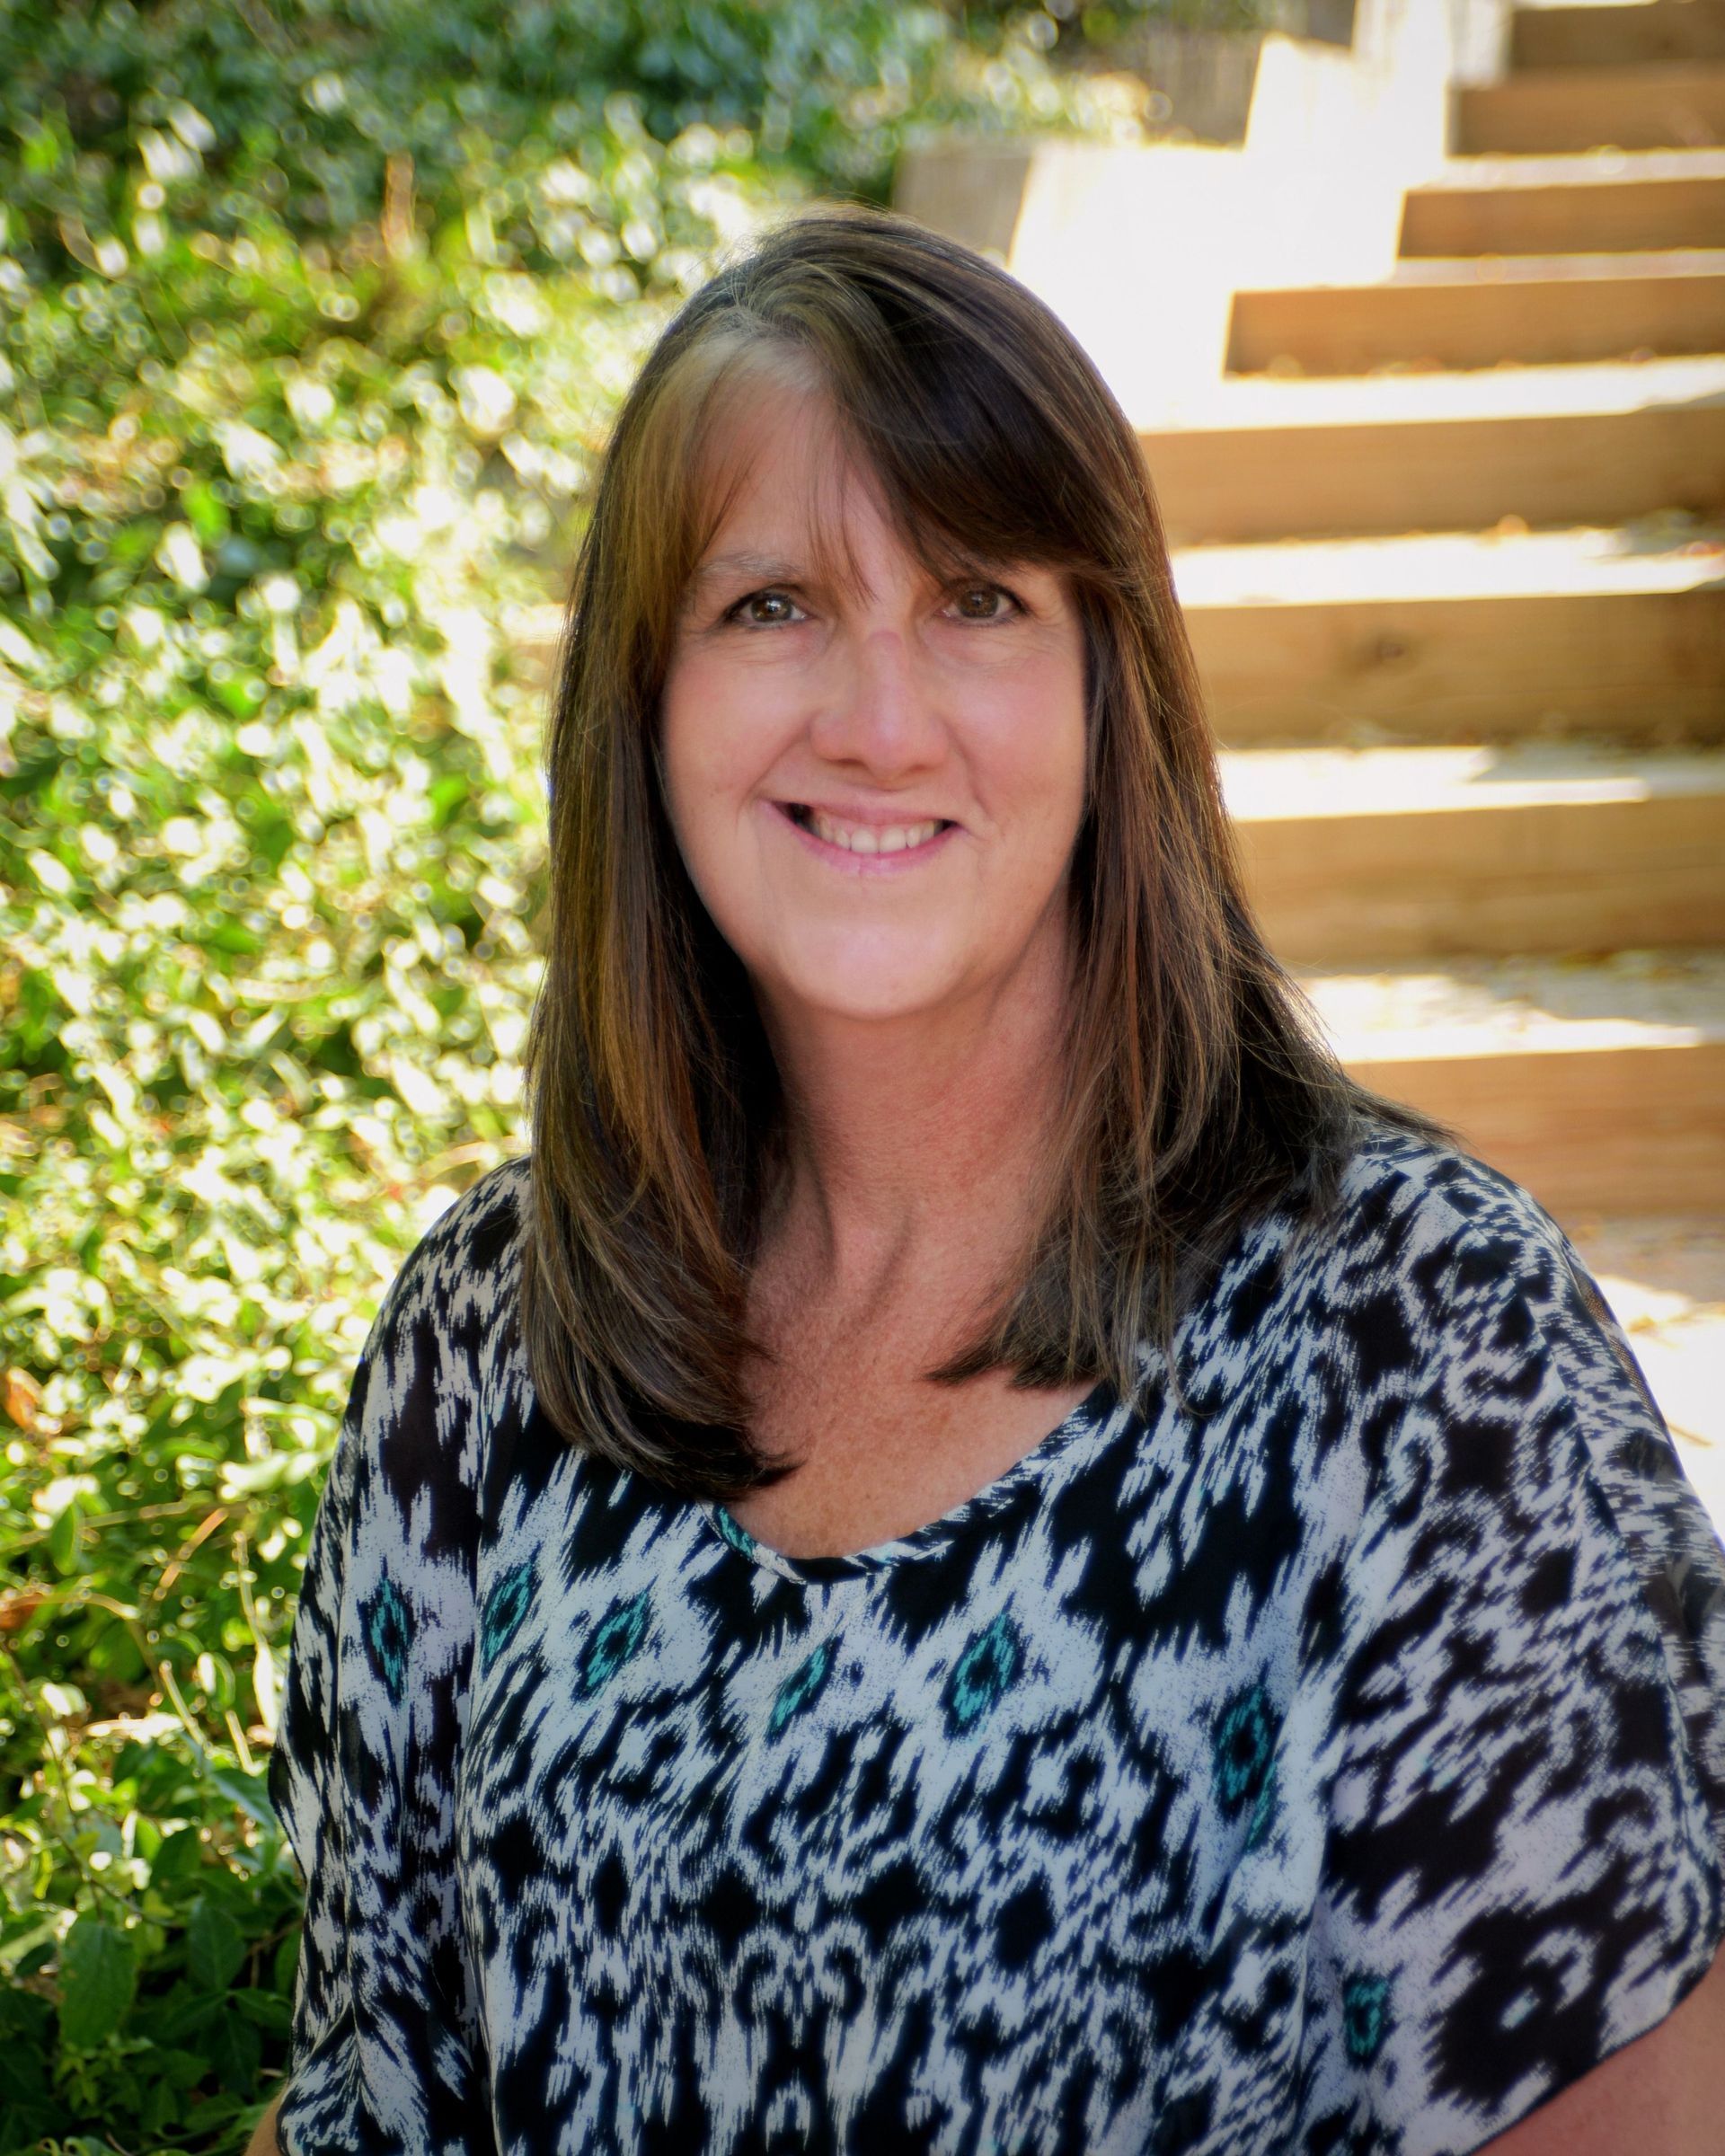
left=481, top=1558, right=536, bottom=1673
left=1340, top=1973, right=1393, bottom=2064
left=768, top=1640, right=835, bottom=1738
left=579, top=1589, right=651, bottom=1696
left=360, top=1575, right=412, bottom=1707
left=1212, top=1682, right=1278, bottom=1830
left=1245, top=1759, right=1278, bottom=1851
left=944, top=1612, right=1022, bottom=1735
left=713, top=1506, right=757, bottom=1558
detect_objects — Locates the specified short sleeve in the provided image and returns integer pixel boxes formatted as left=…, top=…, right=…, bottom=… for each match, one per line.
left=267, top=1216, right=497, bottom=2155
left=1296, top=1195, right=1725, bottom=2155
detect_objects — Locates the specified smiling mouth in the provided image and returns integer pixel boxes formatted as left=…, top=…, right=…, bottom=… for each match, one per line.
left=781, top=804, right=953, bottom=855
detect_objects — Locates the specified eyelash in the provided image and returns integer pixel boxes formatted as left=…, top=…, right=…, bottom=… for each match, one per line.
left=721, top=581, right=1022, bottom=627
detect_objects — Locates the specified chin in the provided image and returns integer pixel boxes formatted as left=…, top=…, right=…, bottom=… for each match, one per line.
left=765, top=945, right=972, bottom=1026
left=788, top=981, right=964, bottom=1027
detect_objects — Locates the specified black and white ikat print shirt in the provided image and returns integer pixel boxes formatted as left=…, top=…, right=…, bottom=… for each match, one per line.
left=268, top=1128, right=1725, bottom=2156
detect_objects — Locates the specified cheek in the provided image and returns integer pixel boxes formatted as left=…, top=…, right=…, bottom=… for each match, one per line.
left=1044, top=648, right=1092, bottom=824
left=972, top=663, right=1088, bottom=835
left=661, top=653, right=791, bottom=808
left=1005, top=687, right=1089, bottom=903
left=657, top=662, right=779, bottom=924
left=660, top=661, right=738, bottom=834
left=656, top=671, right=721, bottom=897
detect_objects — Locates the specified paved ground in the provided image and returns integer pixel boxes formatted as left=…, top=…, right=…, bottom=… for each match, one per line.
left=1568, top=1215, right=1725, bottom=1541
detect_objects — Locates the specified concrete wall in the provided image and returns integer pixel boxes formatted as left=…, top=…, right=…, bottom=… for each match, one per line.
left=1068, top=3, right=1358, bottom=149
left=894, top=0, right=1515, bottom=422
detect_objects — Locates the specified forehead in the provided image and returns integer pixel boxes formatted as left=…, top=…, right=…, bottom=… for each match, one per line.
left=688, top=374, right=896, bottom=584
left=675, top=345, right=1074, bottom=605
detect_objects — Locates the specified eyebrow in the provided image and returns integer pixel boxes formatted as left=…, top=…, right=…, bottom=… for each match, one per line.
left=687, top=552, right=809, bottom=589
left=686, top=544, right=1028, bottom=598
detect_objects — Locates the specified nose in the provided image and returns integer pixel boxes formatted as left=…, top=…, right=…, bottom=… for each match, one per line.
left=807, top=626, right=945, bottom=781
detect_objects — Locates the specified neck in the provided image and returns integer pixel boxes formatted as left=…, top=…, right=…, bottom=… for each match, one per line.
left=756, top=912, right=1075, bottom=1299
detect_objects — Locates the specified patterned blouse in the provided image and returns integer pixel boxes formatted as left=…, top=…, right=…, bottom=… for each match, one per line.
left=268, top=1127, right=1725, bottom=2155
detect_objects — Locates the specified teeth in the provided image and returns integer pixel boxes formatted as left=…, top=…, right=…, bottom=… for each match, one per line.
left=806, top=809, right=943, bottom=854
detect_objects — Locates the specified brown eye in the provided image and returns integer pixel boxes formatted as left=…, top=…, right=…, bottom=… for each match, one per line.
left=952, top=584, right=1010, bottom=621
left=735, top=589, right=801, bottom=625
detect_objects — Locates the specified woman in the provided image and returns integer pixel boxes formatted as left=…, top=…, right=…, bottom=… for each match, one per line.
left=257, top=206, right=1725, bottom=2154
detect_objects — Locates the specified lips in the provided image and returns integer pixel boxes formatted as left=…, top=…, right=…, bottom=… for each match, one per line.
left=781, top=802, right=951, bottom=855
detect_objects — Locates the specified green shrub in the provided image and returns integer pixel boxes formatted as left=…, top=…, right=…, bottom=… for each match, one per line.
left=0, top=2, right=1163, bottom=2146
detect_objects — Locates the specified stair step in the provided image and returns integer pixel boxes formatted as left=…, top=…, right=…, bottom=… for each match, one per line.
left=1402, top=150, right=1725, bottom=256
left=1228, top=251, right=1725, bottom=374
left=1456, top=63, right=1725, bottom=155
left=1300, top=949, right=1725, bottom=1211
left=1223, top=740, right=1725, bottom=959
left=1177, top=523, right=1725, bottom=742
left=1510, top=2, right=1725, bottom=72
left=1142, top=356, right=1725, bottom=543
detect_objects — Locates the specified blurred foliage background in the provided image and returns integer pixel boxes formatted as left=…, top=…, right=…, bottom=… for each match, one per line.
left=0, top=0, right=1263, bottom=2147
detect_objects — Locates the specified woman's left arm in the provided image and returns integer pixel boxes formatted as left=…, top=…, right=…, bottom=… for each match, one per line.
left=1286, top=1174, right=1725, bottom=2156
left=1479, top=1935, right=1725, bottom=2154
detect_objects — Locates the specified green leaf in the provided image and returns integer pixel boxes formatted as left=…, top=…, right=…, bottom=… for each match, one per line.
left=0, top=2088, right=65, bottom=2152
left=21, top=121, right=62, bottom=175
left=0, top=2038, right=48, bottom=2102
left=46, top=1503, right=83, bottom=1577
left=148, top=1984, right=224, bottom=2046
left=185, top=1895, right=246, bottom=1991
left=208, top=1763, right=276, bottom=1831
left=57, top=1913, right=137, bottom=2050
left=149, top=1825, right=205, bottom=1889
left=207, top=2005, right=262, bottom=2093
left=111, top=1741, right=155, bottom=1791
left=232, top=1986, right=291, bottom=2034
left=0, top=1914, right=58, bottom=1971
left=0, top=1985, right=52, bottom=2046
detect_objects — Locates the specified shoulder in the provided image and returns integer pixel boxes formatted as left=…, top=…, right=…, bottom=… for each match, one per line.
left=1276, top=1133, right=1725, bottom=2152
left=1293, top=1130, right=1725, bottom=1763
left=1172, top=1120, right=1685, bottom=1548
left=1180, top=1122, right=1587, bottom=1415
left=364, top=1153, right=533, bottom=1355
left=1275, top=1119, right=1637, bottom=1403
left=1322, top=1123, right=1672, bottom=1456
left=1328, top=1119, right=1584, bottom=1312
left=339, top=1155, right=534, bottom=1535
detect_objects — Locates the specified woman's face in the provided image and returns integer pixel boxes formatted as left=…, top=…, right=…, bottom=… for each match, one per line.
left=659, top=382, right=1090, bottom=1036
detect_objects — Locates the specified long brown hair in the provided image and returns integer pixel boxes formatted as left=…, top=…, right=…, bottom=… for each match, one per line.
left=519, top=201, right=1452, bottom=1501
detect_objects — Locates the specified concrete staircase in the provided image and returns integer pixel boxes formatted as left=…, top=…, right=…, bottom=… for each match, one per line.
left=1196, top=4, right=1725, bottom=1219
left=902, top=1, right=1725, bottom=1225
